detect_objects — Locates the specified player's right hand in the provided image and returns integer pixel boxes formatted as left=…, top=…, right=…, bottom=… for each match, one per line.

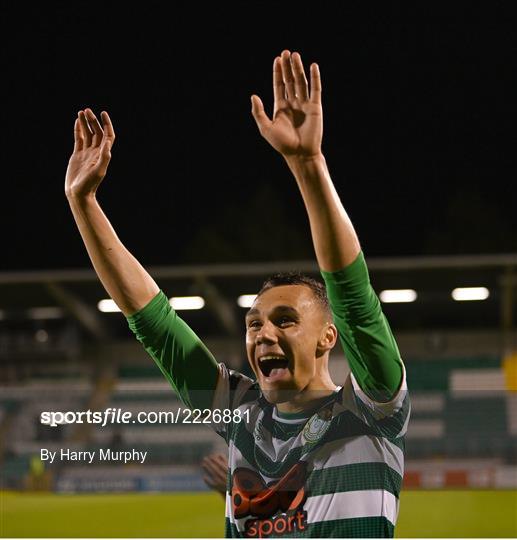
left=65, top=109, right=115, bottom=199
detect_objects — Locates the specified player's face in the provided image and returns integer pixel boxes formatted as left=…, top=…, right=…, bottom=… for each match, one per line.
left=245, top=285, right=328, bottom=404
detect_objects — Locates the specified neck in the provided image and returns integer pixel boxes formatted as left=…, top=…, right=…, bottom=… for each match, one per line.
left=276, top=380, right=338, bottom=414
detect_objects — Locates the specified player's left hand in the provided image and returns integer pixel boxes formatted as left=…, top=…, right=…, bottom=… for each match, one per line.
left=251, top=50, right=322, bottom=159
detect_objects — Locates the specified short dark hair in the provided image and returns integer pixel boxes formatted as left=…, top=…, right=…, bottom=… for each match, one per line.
left=257, top=271, right=332, bottom=321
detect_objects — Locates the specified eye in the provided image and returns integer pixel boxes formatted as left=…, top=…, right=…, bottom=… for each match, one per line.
left=277, top=316, right=295, bottom=327
left=247, top=320, right=262, bottom=329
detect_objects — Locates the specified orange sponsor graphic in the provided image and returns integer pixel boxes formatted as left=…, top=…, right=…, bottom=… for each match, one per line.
left=231, top=461, right=309, bottom=537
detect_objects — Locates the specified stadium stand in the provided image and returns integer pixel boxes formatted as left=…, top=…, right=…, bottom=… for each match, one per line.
left=1, top=254, right=516, bottom=492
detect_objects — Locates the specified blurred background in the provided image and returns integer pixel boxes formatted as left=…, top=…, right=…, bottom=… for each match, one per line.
left=1, top=2, right=516, bottom=537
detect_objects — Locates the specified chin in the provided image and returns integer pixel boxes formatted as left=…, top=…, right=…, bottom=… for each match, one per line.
left=260, top=384, right=301, bottom=405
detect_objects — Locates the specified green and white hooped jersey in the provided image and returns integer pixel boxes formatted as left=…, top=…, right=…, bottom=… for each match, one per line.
left=212, top=362, right=409, bottom=538
left=126, top=250, right=409, bottom=538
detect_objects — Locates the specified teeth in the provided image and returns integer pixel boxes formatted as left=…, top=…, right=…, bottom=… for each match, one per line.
left=259, top=355, right=285, bottom=362
left=258, top=355, right=288, bottom=377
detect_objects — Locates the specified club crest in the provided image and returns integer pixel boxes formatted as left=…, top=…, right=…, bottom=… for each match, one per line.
left=302, top=408, right=332, bottom=444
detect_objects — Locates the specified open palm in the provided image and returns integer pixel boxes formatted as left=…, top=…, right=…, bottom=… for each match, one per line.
left=251, top=50, right=323, bottom=158
left=65, top=109, right=115, bottom=198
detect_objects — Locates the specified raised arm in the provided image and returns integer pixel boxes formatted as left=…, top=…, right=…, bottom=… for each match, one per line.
left=251, top=51, right=404, bottom=402
left=65, top=109, right=219, bottom=409
left=250, top=50, right=360, bottom=272
left=65, top=109, right=159, bottom=315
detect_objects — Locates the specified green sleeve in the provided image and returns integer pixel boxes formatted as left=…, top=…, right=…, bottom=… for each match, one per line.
left=320, top=251, right=403, bottom=402
left=126, top=290, right=219, bottom=410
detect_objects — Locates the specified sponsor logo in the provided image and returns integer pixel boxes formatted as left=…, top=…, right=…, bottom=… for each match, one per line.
left=231, top=461, right=308, bottom=538
left=244, top=510, right=308, bottom=538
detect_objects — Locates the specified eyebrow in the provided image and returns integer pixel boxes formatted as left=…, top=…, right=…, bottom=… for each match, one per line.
left=245, top=308, right=260, bottom=319
left=245, top=305, right=300, bottom=320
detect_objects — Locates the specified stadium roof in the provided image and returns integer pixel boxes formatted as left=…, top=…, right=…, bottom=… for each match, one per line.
left=0, top=253, right=515, bottom=343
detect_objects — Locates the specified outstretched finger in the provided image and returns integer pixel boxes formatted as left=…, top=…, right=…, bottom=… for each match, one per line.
left=85, top=109, right=104, bottom=147
left=281, top=50, right=296, bottom=100
left=251, top=95, right=272, bottom=135
left=291, top=52, right=309, bottom=101
left=202, top=459, right=221, bottom=478
left=310, top=63, right=322, bottom=105
left=100, top=111, right=115, bottom=149
left=78, top=111, right=93, bottom=147
left=273, top=56, right=286, bottom=116
left=96, top=137, right=113, bottom=178
left=201, top=460, right=214, bottom=474
left=214, top=454, right=228, bottom=467
left=73, top=117, right=84, bottom=152
left=101, top=111, right=115, bottom=138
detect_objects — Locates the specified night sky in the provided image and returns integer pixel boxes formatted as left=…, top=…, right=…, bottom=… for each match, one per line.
left=3, top=3, right=516, bottom=272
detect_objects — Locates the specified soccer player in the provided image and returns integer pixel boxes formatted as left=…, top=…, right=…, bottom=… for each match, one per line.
left=65, top=50, right=409, bottom=538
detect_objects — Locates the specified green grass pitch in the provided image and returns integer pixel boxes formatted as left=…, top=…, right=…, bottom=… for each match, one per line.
left=1, top=490, right=516, bottom=537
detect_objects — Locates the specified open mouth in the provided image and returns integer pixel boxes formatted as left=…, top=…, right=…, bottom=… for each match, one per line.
left=258, top=355, right=289, bottom=378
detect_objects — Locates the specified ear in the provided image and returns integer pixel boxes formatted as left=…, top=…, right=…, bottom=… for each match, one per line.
left=317, top=323, right=338, bottom=354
